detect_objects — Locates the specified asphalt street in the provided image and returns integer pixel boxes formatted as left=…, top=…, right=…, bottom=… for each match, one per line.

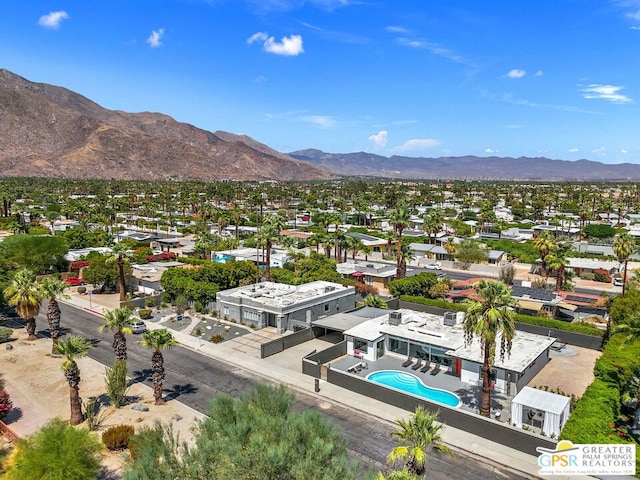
left=27, top=303, right=534, bottom=479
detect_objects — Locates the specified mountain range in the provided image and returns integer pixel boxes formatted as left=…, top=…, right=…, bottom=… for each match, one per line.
left=288, top=149, right=640, bottom=181
left=2, top=67, right=640, bottom=182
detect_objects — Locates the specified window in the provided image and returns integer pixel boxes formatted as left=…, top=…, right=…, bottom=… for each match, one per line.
left=353, top=338, right=368, bottom=353
left=324, top=304, right=330, bottom=312
left=223, top=306, right=229, bottom=316
left=389, top=337, right=408, bottom=356
left=243, top=310, right=260, bottom=322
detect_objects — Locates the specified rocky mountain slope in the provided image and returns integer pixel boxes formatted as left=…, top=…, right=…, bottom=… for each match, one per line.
left=0, top=69, right=333, bottom=181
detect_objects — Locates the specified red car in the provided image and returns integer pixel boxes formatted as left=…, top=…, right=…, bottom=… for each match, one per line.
left=65, top=276, right=84, bottom=286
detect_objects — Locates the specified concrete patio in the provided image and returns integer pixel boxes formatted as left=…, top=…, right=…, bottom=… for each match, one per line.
left=329, top=354, right=513, bottom=421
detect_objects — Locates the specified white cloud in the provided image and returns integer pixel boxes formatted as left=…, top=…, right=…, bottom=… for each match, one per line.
left=620, top=149, right=628, bottom=154
left=535, top=70, right=544, bottom=76
left=38, top=11, right=68, bottom=29
left=254, top=75, right=267, bottom=83
left=592, top=147, right=607, bottom=156
left=392, top=138, right=440, bottom=153
left=300, top=115, right=335, bottom=128
left=147, top=28, right=165, bottom=48
left=247, top=0, right=353, bottom=13
left=568, top=147, right=579, bottom=153
left=395, top=38, right=468, bottom=64
left=247, top=32, right=304, bottom=56
left=385, top=26, right=410, bottom=33
left=484, top=148, right=500, bottom=154
left=632, top=25, right=640, bottom=29
left=507, top=69, right=526, bottom=79
left=581, top=84, right=631, bottom=103
left=368, top=130, right=388, bottom=148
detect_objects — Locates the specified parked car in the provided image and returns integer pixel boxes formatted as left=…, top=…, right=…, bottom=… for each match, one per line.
left=425, top=262, right=442, bottom=270
left=65, top=276, right=84, bottom=286
left=131, top=321, right=148, bottom=334
left=613, top=275, right=624, bottom=287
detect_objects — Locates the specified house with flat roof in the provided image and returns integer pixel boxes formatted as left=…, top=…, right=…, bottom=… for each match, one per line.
left=345, top=232, right=391, bottom=253
left=336, top=260, right=396, bottom=290
left=341, top=308, right=555, bottom=396
left=216, top=281, right=356, bottom=334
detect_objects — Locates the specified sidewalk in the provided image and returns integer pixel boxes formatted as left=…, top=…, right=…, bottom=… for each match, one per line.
left=63, top=294, right=563, bottom=479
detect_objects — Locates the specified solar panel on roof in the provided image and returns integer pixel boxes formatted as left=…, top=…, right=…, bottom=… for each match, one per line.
left=511, top=286, right=555, bottom=302
left=566, top=294, right=597, bottom=303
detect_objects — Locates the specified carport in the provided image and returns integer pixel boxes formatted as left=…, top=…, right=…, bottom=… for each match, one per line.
left=311, top=306, right=389, bottom=337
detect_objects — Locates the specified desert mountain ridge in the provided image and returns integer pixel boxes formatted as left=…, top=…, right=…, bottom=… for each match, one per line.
left=0, top=68, right=333, bottom=181
left=288, top=150, right=640, bottom=181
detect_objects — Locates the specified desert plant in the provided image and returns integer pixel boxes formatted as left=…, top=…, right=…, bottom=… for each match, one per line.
left=0, top=375, right=13, bottom=420
left=193, top=326, right=204, bottom=337
left=3, top=268, right=44, bottom=341
left=139, top=329, right=178, bottom=405
left=77, top=286, right=87, bottom=294
left=144, top=296, right=156, bottom=308
left=0, top=326, right=13, bottom=343
left=138, top=308, right=152, bottom=320
left=102, top=424, right=135, bottom=451
left=209, top=334, right=224, bottom=344
left=84, top=397, right=108, bottom=431
left=105, top=359, right=129, bottom=408
left=2, top=418, right=102, bottom=480
left=55, top=335, right=93, bottom=425
left=498, top=263, right=516, bottom=285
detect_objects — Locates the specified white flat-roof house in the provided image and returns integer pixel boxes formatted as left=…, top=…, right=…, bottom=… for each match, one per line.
left=342, top=308, right=555, bottom=396
left=216, top=281, right=356, bottom=334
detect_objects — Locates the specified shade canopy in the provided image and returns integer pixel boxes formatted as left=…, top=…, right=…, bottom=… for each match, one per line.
left=510, top=386, right=571, bottom=437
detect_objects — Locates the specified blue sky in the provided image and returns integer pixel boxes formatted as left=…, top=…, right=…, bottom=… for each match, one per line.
left=1, top=1, right=639, bottom=163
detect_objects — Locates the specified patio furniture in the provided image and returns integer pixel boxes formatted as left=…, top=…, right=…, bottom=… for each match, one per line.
left=401, top=356, right=414, bottom=368
left=430, top=362, right=441, bottom=375
left=419, top=361, right=431, bottom=373
left=549, top=342, right=566, bottom=352
left=411, top=359, right=424, bottom=371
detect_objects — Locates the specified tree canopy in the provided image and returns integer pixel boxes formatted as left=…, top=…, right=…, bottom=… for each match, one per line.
left=0, top=234, right=68, bottom=274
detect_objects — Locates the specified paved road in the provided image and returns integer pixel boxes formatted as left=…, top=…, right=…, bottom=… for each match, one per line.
left=27, top=304, right=534, bottom=480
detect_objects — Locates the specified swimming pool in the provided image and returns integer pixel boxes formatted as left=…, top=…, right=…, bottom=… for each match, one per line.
left=367, top=370, right=460, bottom=408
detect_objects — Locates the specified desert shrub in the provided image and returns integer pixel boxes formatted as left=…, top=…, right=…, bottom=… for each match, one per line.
left=388, top=272, right=439, bottom=297
left=3, top=418, right=102, bottom=480
left=350, top=281, right=378, bottom=297
left=193, top=326, right=204, bottom=337
left=0, top=326, right=13, bottom=343
left=138, top=309, right=152, bottom=320
left=593, top=269, right=612, bottom=283
left=83, top=397, right=107, bottom=431
left=499, top=264, right=516, bottom=285
left=209, top=334, right=224, bottom=344
left=579, top=272, right=595, bottom=281
left=144, top=296, right=156, bottom=308
left=0, top=376, right=13, bottom=420
left=102, top=424, right=135, bottom=451
left=400, top=295, right=467, bottom=312
left=105, top=359, right=129, bottom=408
left=77, top=286, right=87, bottom=294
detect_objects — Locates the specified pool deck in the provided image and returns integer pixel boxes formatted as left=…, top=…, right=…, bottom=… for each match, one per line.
left=329, top=354, right=512, bottom=421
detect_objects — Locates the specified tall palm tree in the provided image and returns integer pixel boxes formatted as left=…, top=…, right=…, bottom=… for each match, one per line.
left=55, top=335, right=93, bottom=425
left=99, top=307, right=134, bottom=361
left=107, top=243, right=131, bottom=302
left=463, top=279, right=516, bottom=417
left=532, top=231, right=555, bottom=278
left=546, top=243, right=572, bottom=292
left=3, top=268, right=44, bottom=341
left=256, top=215, right=286, bottom=281
left=139, top=328, right=178, bottom=405
left=613, top=233, right=636, bottom=297
left=39, top=277, right=70, bottom=353
left=389, top=206, right=411, bottom=279
left=387, top=406, right=453, bottom=477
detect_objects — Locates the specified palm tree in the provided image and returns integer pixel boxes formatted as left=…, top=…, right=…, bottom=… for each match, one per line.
left=613, top=320, right=640, bottom=346
left=55, top=335, right=93, bottom=425
left=613, top=233, right=636, bottom=297
left=463, top=279, right=516, bottom=417
left=107, top=243, right=131, bottom=302
left=546, top=243, right=571, bottom=292
left=389, top=206, right=411, bottom=279
left=139, top=328, right=178, bottom=405
left=384, top=231, right=396, bottom=255
left=3, top=268, right=43, bottom=341
left=377, top=470, right=419, bottom=480
left=256, top=215, right=286, bottom=281
left=532, top=231, right=555, bottom=278
left=363, top=295, right=388, bottom=309
left=99, top=307, right=134, bottom=361
left=39, top=277, right=70, bottom=353
left=387, top=406, right=453, bottom=477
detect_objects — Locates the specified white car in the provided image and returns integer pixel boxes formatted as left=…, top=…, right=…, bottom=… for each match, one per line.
left=426, top=262, right=442, bottom=270
left=131, top=321, right=148, bottom=334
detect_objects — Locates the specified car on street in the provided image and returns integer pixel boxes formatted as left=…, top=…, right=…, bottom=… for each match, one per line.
left=131, top=321, right=148, bottom=334
left=425, top=262, right=442, bottom=270
left=65, top=276, right=84, bottom=286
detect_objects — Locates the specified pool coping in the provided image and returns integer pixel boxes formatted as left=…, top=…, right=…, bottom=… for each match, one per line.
left=366, top=369, right=462, bottom=408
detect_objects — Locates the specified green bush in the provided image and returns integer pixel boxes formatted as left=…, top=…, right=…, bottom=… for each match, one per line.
left=138, top=309, right=152, bottom=320
left=102, top=424, right=135, bottom=451
left=579, top=272, right=595, bottom=281
left=3, top=418, right=102, bottom=480
left=0, top=326, right=13, bottom=343
left=209, top=334, right=224, bottom=344
left=400, top=295, right=467, bottom=312
left=144, top=296, right=156, bottom=308
left=77, top=286, right=87, bottom=294
left=594, top=334, right=640, bottom=388
left=388, top=272, right=439, bottom=297
left=105, top=359, right=129, bottom=408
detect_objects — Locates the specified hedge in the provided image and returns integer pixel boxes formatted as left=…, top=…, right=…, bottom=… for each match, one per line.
left=399, top=296, right=604, bottom=336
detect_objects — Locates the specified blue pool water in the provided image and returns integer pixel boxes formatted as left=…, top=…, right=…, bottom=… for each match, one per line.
left=367, top=370, right=460, bottom=408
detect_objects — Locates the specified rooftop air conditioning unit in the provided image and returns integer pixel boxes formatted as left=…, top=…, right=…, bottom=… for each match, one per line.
left=443, top=311, right=457, bottom=327
left=389, top=311, right=402, bottom=326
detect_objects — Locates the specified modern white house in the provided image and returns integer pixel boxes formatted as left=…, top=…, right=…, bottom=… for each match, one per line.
left=216, top=281, right=356, bottom=333
left=341, top=308, right=556, bottom=396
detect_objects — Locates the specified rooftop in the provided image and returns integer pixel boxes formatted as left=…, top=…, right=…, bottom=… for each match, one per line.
left=219, top=281, right=353, bottom=309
